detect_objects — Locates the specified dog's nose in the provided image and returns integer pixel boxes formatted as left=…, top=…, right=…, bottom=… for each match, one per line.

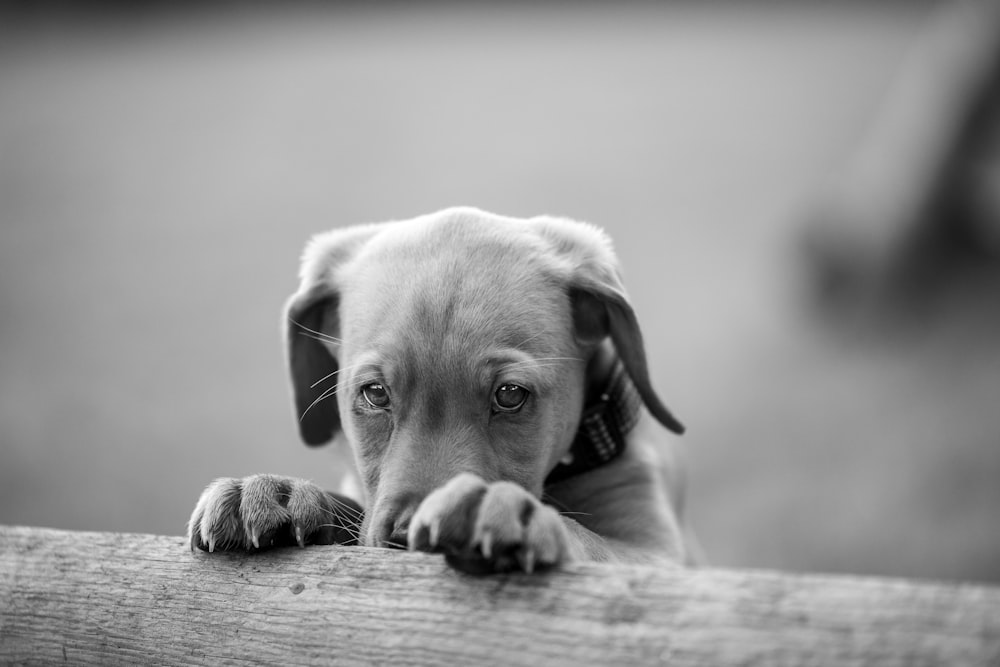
left=371, top=501, right=416, bottom=549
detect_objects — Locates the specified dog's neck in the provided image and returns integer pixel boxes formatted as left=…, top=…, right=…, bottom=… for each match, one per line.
left=545, top=344, right=642, bottom=485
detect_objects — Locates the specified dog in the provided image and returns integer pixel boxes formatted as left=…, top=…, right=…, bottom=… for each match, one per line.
left=188, top=208, right=696, bottom=572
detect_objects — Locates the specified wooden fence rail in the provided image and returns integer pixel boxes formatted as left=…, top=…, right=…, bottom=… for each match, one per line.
left=1, top=525, right=998, bottom=666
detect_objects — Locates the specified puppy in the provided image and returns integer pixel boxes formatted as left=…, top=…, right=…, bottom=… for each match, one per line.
left=188, top=208, right=696, bottom=572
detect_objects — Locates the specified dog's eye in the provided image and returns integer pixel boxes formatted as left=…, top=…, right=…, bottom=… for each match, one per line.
left=494, top=384, right=529, bottom=412
left=361, top=383, right=390, bottom=409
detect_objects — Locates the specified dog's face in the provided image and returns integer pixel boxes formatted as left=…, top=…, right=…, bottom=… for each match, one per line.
left=285, top=209, right=681, bottom=548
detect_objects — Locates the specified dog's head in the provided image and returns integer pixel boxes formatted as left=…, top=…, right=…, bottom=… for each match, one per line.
left=284, top=208, right=682, bottom=547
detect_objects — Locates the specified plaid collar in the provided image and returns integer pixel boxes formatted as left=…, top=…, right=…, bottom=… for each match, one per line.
left=544, top=358, right=642, bottom=485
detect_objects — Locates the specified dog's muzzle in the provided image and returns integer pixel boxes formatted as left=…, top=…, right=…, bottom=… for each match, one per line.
left=368, top=493, right=420, bottom=549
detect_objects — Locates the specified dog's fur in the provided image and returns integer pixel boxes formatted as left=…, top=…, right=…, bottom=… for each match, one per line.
left=188, top=208, right=696, bottom=572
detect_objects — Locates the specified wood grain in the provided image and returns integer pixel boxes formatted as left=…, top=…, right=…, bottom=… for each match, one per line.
left=1, top=525, right=998, bottom=666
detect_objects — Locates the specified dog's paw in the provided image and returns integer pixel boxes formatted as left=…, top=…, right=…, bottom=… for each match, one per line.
left=187, top=474, right=362, bottom=552
left=407, top=472, right=570, bottom=574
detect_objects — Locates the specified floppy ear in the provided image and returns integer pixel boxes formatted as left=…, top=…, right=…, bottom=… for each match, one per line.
left=285, top=284, right=342, bottom=445
left=284, top=223, right=384, bottom=445
left=535, top=217, right=685, bottom=435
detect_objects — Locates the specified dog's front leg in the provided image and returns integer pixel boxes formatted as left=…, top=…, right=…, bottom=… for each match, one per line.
left=407, top=472, right=590, bottom=574
left=187, top=475, right=363, bottom=552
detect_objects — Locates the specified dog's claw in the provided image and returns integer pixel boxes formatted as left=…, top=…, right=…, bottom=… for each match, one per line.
left=479, top=531, right=493, bottom=559
left=250, top=530, right=260, bottom=549
left=208, top=534, right=216, bottom=553
left=428, top=519, right=441, bottom=549
left=295, top=525, right=305, bottom=548
left=518, top=548, right=535, bottom=574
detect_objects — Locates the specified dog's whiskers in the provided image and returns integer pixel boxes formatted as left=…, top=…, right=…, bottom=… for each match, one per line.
left=541, top=494, right=582, bottom=517
left=309, top=370, right=340, bottom=389
left=299, top=385, right=339, bottom=422
left=318, top=516, right=362, bottom=532
left=379, top=539, right=406, bottom=550
left=296, top=332, right=338, bottom=346
left=322, top=499, right=365, bottom=523
left=316, top=522, right=362, bottom=541
left=289, top=317, right=343, bottom=345
left=330, top=376, right=379, bottom=395
left=300, top=372, right=382, bottom=421
left=309, top=363, right=369, bottom=390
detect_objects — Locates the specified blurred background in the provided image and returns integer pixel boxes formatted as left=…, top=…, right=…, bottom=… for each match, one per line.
left=2, top=1, right=998, bottom=584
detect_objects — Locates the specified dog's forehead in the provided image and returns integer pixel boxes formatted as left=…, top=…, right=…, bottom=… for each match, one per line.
left=338, top=216, right=570, bottom=356
left=367, top=214, right=548, bottom=269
